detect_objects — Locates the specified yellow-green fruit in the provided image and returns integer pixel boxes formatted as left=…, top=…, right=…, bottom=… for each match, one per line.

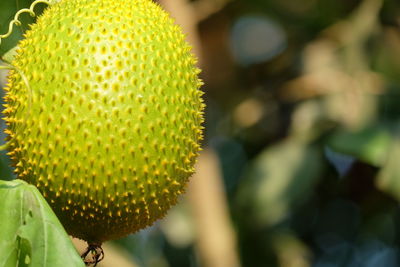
left=3, top=0, right=204, bottom=243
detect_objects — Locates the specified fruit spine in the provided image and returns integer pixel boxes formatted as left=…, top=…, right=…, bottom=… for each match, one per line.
left=3, top=0, right=204, bottom=243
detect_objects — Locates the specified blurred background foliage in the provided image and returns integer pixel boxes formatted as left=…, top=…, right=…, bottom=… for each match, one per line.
left=1, top=0, right=400, bottom=266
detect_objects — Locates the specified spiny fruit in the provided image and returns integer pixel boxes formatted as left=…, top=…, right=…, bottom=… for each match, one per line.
left=3, top=0, right=204, bottom=244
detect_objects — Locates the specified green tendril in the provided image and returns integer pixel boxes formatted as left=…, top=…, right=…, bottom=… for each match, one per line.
left=0, top=0, right=52, bottom=46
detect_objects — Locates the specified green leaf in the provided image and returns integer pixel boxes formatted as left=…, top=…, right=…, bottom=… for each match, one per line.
left=2, top=46, right=19, bottom=63
left=0, top=179, right=84, bottom=267
left=377, top=138, right=400, bottom=201
left=327, top=125, right=391, bottom=166
left=238, top=138, right=322, bottom=227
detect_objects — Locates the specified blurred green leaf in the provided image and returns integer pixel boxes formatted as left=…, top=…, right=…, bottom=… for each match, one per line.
left=0, top=179, right=84, bottom=267
left=327, top=125, right=391, bottom=166
left=240, top=138, right=322, bottom=227
left=377, top=137, right=400, bottom=201
left=2, top=45, right=18, bottom=63
left=272, top=231, right=311, bottom=267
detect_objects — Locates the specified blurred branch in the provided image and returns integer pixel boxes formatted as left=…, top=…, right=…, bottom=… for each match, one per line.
left=191, top=0, right=232, bottom=22
left=325, top=0, right=383, bottom=71
left=155, top=3, right=240, bottom=263
left=158, top=0, right=203, bottom=62
left=159, top=0, right=232, bottom=64
left=325, top=0, right=383, bottom=46
left=188, top=149, right=241, bottom=267
left=159, top=0, right=231, bottom=23
left=281, top=0, right=385, bottom=131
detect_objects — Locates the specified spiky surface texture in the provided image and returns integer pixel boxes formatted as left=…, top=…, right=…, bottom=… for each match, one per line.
left=3, top=0, right=204, bottom=243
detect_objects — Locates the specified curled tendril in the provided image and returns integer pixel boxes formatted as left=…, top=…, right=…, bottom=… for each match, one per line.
left=0, top=0, right=52, bottom=46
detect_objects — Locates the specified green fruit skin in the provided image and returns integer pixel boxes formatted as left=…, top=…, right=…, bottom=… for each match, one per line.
left=3, top=0, right=204, bottom=243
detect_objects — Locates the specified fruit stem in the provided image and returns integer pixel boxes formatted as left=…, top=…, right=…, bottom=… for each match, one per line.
left=81, top=243, right=104, bottom=267
left=0, top=0, right=52, bottom=47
